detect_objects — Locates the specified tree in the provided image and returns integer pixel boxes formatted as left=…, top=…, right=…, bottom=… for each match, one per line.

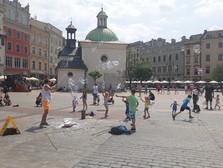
left=88, top=70, right=102, bottom=83
left=132, top=64, right=152, bottom=81
left=212, top=65, right=223, bottom=81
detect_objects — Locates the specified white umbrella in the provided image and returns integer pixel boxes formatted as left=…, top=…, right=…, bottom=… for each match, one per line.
left=30, top=77, right=39, bottom=81
left=161, top=80, right=168, bottom=84
left=146, top=80, right=153, bottom=84
left=153, top=80, right=161, bottom=83
left=173, top=80, right=183, bottom=84
left=196, top=81, right=206, bottom=84
left=184, top=80, right=193, bottom=84
left=49, top=78, right=56, bottom=82
left=0, top=75, right=6, bottom=81
left=209, top=80, right=218, bottom=84
left=26, top=77, right=39, bottom=81
left=125, top=81, right=130, bottom=84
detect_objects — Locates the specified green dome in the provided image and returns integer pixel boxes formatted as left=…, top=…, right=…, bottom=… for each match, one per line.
left=85, top=28, right=119, bottom=42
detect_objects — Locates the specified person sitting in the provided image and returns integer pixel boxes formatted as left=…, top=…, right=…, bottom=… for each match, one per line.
left=4, top=93, right=11, bottom=106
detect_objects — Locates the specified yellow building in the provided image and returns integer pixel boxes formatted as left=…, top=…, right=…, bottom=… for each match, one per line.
left=30, top=18, right=63, bottom=79
left=30, top=18, right=49, bottom=79
left=201, top=30, right=223, bottom=80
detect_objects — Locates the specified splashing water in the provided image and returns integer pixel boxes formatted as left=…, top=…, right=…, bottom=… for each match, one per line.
left=116, top=83, right=122, bottom=90
left=68, top=78, right=79, bottom=96
left=79, top=78, right=87, bottom=85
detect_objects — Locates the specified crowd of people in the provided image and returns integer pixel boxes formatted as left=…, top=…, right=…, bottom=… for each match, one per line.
left=1, top=78, right=221, bottom=132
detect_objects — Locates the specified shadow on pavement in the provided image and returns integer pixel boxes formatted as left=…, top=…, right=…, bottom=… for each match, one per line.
left=25, top=126, right=45, bottom=133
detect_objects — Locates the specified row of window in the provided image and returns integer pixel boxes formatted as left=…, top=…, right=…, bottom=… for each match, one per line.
left=153, top=54, right=179, bottom=63
left=186, top=54, right=223, bottom=64
left=186, top=67, right=210, bottom=76
left=7, top=28, right=29, bottom=41
left=186, top=42, right=223, bottom=55
left=32, top=61, right=47, bottom=71
left=7, top=42, right=28, bottom=54
left=152, top=65, right=179, bottom=73
left=32, top=47, right=47, bottom=57
left=6, top=57, right=28, bottom=68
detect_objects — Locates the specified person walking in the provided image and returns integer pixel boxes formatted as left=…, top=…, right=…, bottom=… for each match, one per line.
left=102, top=90, right=110, bottom=118
left=192, top=86, right=200, bottom=113
left=140, top=96, right=150, bottom=119
left=92, top=83, right=98, bottom=105
left=214, top=94, right=221, bottom=110
left=127, top=89, right=139, bottom=131
left=204, top=84, right=214, bottom=110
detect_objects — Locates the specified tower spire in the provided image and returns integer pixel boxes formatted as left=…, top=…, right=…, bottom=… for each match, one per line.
left=97, top=7, right=108, bottom=28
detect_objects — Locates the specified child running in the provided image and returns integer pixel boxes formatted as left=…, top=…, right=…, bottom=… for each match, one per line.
left=172, top=95, right=194, bottom=120
left=170, top=100, right=178, bottom=117
left=72, top=95, right=78, bottom=112
left=102, top=90, right=110, bottom=118
left=140, top=96, right=150, bottom=119
left=214, top=94, right=221, bottom=110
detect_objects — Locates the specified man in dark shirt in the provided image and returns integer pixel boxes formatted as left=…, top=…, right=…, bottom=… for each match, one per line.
left=204, top=84, right=214, bottom=110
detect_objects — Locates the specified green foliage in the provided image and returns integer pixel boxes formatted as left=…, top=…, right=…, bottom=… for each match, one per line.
left=88, top=70, right=102, bottom=82
left=132, top=64, right=152, bottom=81
left=212, top=65, right=223, bottom=81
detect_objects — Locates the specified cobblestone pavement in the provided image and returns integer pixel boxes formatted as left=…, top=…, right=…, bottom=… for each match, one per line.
left=0, top=90, right=223, bottom=168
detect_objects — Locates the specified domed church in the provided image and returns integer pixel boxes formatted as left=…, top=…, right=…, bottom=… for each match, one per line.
left=57, top=8, right=127, bottom=91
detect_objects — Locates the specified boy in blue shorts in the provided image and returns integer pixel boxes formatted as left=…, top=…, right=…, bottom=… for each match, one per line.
left=127, top=89, right=139, bottom=131
left=116, top=89, right=139, bottom=131
left=172, top=95, right=193, bottom=120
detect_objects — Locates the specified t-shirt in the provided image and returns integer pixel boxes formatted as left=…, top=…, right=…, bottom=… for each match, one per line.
left=41, top=84, right=51, bottom=101
left=127, top=95, right=138, bottom=112
left=144, top=100, right=150, bottom=108
left=181, top=97, right=190, bottom=108
left=192, top=89, right=199, bottom=96
left=93, top=85, right=98, bottom=94
left=205, top=86, right=214, bottom=98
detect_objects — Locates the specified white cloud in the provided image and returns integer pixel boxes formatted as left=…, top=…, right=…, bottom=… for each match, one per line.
left=208, top=25, right=223, bottom=31
left=194, top=0, right=223, bottom=17
left=17, top=0, right=223, bottom=43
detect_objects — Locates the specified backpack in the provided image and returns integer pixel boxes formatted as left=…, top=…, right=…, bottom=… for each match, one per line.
left=150, top=93, right=155, bottom=101
left=109, top=125, right=131, bottom=135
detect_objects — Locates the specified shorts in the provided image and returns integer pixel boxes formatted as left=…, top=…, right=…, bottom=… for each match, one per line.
left=205, top=97, right=212, bottom=102
left=42, top=100, right=49, bottom=110
left=180, top=106, right=190, bottom=111
left=144, top=107, right=149, bottom=111
left=128, top=111, right=136, bottom=120
left=104, top=103, right=108, bottom=110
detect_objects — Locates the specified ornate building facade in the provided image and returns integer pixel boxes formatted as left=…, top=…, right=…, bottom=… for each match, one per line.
left=57, top=8, right=127, bottom=90
left=0, top=1, right=5, bottom=74
left=2, top=0, right=30, bottom=75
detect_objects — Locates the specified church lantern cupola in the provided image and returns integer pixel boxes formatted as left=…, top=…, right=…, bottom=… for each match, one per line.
left=66, top=21, right=77, bottom=49
left=97, top=8, right=108, bottom=28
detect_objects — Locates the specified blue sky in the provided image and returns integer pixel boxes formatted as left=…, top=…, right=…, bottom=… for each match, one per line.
left=19, top=0, right=223, bottom=43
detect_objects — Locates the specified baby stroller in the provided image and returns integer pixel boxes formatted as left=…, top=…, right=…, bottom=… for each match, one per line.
left=35, top=92, right=42, bottom=107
